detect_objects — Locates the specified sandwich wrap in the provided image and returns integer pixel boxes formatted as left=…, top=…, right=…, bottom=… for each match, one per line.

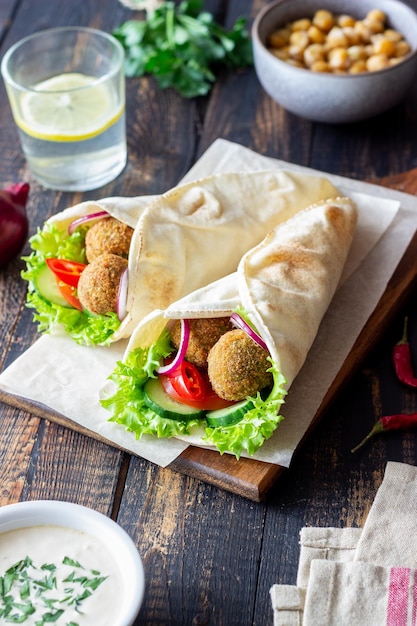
left=23, top=170, right=339, bottom=345
left=22, top=195, right=156, bottom=346
left=102, top=196, right=358, bottom=458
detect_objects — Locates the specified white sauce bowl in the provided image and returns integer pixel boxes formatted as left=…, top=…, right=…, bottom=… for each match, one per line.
left=0, top=500, right=145, bottom=626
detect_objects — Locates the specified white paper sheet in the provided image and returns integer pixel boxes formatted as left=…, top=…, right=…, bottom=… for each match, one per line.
left=1, top=139, right=415, bottom=469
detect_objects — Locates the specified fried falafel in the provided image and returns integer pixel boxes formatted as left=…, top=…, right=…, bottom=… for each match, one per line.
left=85, top=217, right=133, bottom=263
left=77, top=253, right=127, bottom=315
left=171, top=317, right=233, bottom=368
left=207, top=329, right=273, bottom=401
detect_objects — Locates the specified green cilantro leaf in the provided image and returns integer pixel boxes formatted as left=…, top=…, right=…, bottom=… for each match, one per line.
left=113, top=0, right=253, bottom=97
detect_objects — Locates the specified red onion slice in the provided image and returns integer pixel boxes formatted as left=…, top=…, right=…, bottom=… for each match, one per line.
left=230, top=312, right=268, bottom=351
left=156, top=319, right=190, bottom=375
left=116, top=268, right=129, bottom=321
left=68, top=210, right=110, bottom=235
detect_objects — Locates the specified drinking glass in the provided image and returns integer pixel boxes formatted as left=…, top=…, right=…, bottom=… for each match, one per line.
left=1, top=27, right=127, bottom=191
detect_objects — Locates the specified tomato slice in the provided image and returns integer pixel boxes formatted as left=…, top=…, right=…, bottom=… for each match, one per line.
left=57, top=281, right=83, bottom=311
left=167, top=361, right=208, bottom=401
left=46, top=258, right=87, bottom=287
left=160, top=372, right=234, bottom=411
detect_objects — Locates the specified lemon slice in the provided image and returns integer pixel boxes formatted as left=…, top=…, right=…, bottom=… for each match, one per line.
left=15, top=72, right=124, bottom=142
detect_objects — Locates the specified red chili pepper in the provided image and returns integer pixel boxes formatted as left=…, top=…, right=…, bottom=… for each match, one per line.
left=392, top=317, right=417, bottom=387
left=351, top=412, right=417, bottom=453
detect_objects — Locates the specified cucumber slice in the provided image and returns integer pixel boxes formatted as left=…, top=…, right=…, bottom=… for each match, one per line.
left=205, top=399, right=253, bottom=427
left=33, top=263, right=72, bottom=308
left=144, top=378, right=206, bottom=421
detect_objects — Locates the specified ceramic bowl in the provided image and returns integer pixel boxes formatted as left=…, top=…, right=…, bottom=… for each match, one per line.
left=252, top=0, right=417, bottom=123
left=0, top=500, right=145, bottom=625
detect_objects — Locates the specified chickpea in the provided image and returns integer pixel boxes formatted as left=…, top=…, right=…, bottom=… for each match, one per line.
left=303, top=43, right=326, bottom=67
left=313, top=9, right=334, bottom=32
left=286, top=59, right=304, bottom=68
left=349, top=60, right=368, bottom=73
left=328, top=47, right=350, bottom=70
left=354, top=21, right=372, bottom=44
left=288, top=45, right=306, bottom=62
left=395, top=40, right=411, bottom=57
left=308, top=25, right=326, bottom=44
left=266, top=8, right=410, bottom=75
left=364, top=17, right=385, bottom=35
left=366, top=53, right=390, bottom=71
left=270, top=46, right=290, bottom=61
left=326, top=26, right=349, bottom=50
left=337, top=14, right=355, bottom=28
left=347, top=45, right=367, bottom=62
left=342, top=26, right=361, bottom=46
left=364, top=43, right=374, bottom=57
left=289, top=30, right=310, bottom=49
left=389, top=57, right=403, bottom=66
left=311, top=59, right=331, bottom=72
left=384, top=29, right=403, bottom=43
left=366, top=9, right=386, bottom=23
left=292, top=18, right=312, bottom=31
left=268, top=28, right=291, bottom=48
left=372, top=35, right=396, bottom=57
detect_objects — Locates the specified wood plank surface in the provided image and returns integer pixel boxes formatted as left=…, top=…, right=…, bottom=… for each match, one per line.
left=2, top=2, right=417, bottom=624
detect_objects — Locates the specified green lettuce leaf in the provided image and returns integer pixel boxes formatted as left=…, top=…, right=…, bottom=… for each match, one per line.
left=21, top=223, right=121, bottom=346
left=102, top=329, right=202, bottom=438
left=101, top=326, right=287, bottom=458
left=202, top=361, right=286, bottom=457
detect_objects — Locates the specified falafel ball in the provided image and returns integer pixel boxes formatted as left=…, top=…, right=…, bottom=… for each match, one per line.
left=171, top=317, right=233, bottom=368
left=207, top=329, right=273, bottom=401
left=77, top=253, right=127, bottom=315
left=85, top=217, right=133, bottom=263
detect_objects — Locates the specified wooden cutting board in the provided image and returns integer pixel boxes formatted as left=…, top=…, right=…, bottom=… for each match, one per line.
left=2, top=170, right=417, bottom=502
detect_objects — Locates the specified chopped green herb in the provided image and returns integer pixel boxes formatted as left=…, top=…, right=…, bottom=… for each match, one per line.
left=113, top=0, right=253, bottom=97
left=40, top=609, right=64, bottom=622
left=62, top=558, right=81, bottom=569
left=0, top=556, right=108, bottom=623
left=40, top=564, right=57, bottom=573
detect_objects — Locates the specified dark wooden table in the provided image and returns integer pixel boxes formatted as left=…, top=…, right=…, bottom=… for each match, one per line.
left=1, top=1, right=417, bottom=624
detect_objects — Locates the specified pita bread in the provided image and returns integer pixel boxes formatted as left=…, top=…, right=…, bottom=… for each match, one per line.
left=116, top=170, right=339, bottom=339
left=126, top=196, right=358, bottom=389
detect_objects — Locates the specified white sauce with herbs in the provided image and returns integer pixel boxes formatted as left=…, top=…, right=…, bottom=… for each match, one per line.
left=0, top=525, right=124, bottom=625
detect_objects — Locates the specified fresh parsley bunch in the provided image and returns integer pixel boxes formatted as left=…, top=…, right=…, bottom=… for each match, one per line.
left=113, top=0, right=253, bottom=98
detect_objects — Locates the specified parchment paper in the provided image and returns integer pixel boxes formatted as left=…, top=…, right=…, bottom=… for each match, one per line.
left=0, top=139, right=416, bottom=468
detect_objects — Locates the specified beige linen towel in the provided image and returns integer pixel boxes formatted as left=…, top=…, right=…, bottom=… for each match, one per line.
left=353, top=461, right=417, bottom=567
left=269, top=585, right=305, bottom=626
left=296, top=526, right=362, bottom=589
left=270, top=461, right=417, bottom=625
left=303, top=560, right=417, bottom=626
left=270, top=527, right=362, bottom=625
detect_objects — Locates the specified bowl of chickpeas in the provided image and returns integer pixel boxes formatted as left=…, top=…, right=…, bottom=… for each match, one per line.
left=252, top=0, right=417, bottom=123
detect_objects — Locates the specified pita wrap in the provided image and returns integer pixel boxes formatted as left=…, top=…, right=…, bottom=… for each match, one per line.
left=102, top=197, right=358, bottom=458
left=24, top=170, right=338, bottom=346
left=23, top=194, right=158, bottom=346
left=118, top=170, right=340, bottom=339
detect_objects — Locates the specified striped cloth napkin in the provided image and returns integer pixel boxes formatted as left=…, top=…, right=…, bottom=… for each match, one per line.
left=270, top=461, right=417, bottom=625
